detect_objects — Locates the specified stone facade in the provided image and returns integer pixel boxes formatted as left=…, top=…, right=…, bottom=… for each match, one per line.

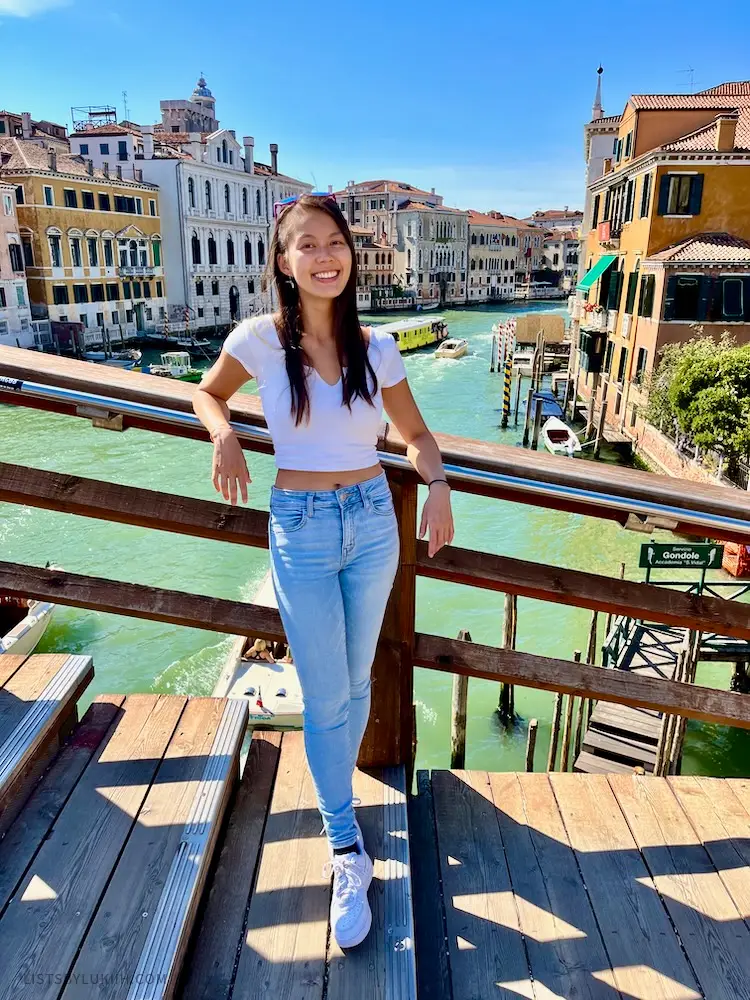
left=0, top=182, right=32, bottom=346
left=467, top=210, right=519, bottom=301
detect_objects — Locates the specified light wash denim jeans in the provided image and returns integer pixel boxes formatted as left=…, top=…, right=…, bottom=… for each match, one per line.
left=268, top=470, right=400, bottom=849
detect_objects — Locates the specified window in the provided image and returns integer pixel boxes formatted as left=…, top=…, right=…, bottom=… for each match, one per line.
left=122, top=281, right=131, bottom=299
left=114, top=195, right=136, bottom=213
left=658, top=173, right=703, bottom=216
left=634, top=347, right=648, bottom=383
left=118, top=140, right=128, bottom=161
left=244, top=237, right=252, bottom=265
left=208, top=235, right=217, bottom=265
left=205, top=181, right=212, bottom=210
left=156, top=280, right=163, bottom=297
left=79, top=313, right=88, bottom=328
left=603, top=340, right=615, bottom=374
left=149, top=199, right=156, bottom=216
left=227, top=236, right=235, bottom=265
left=188, top=177, right=195, bottom=208
left=257, top=238, right=265, bottom=265
left=211, top=280, right=219, bottom=296
left=112, top=309, right=120, bottom=324
left=637, top=274, right=655, bottom=317
left=616, top=346, right=628, bottom=382
left=624, top=179, right=634, bottom=223
left=64, top=189, right=78, bottom=208
left=196, top=280, right=204, bottom=296
left=8, top=243, right=23, bottom=272
left=624, top=270, right=639, bottom=314
left=91, top=283, right=105, bottom=302
left=49, top=234, right=62, bottom=267
left=103, top=239, right=113, bottom=266
left=248, top=279, right=255, bottom=293
left=53, top=285, right=69, bottom=304
left=133, top=281, right=141, bottom=298
left=591, top=193, right=600, bottom=230
left=106, top=283, right=119, bottom=301
left=224, top=184, right=231, bottom=212
left=152, top=240, right=161, bottom=266
left=126, top=309, right=133, bottom=322
left=98, top=193, right=111, bottom=211
left=16, top=285, right=25, bottom=306
left=135, top=198, right=143, bottom=215
left=87, top=237, right=98, bottom=266
left=191, top=233, right=201, bottom=264
left=22, top=238, right=33, bottom=267
left=256, top=190, right=262, bottom=216
left=624, top=131, right=633, bottom=158
left=640, top=173, right=652, bottom=218
left=198, top=307, right=204, bottom=318
left=14, top=185, right=24, bottom=205
left=100, top=143, right=109, bottom=155
left=143, top=282, right=150, bottom=298
left=723, top=277, right=744, bottom=319
left=70, top=237, right=82, bottom=267
left=73, top=284, right=88, bottom=303
left=96, top=311, right=105, bottom=327
left=44, top=186, right=54, bottom=206
left=79, top=143, right=89, bottom=155
left=82, top=191, right=94, bottom=210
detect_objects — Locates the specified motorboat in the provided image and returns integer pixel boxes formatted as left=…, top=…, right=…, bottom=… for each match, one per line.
left=541, top=416, right=582, bottom=457
left=83, top=348, right=142, bottom=369
left=137, top=351, right=204, bottom=383
left=212, top=569, right=303, bottom=730
left=375, top=315, right=449, bottom=353
left=1, top=564, right=59, bottom=656
left=529, top=390, right=565, bottom=420
left=434, top=338, right=469, bottom=360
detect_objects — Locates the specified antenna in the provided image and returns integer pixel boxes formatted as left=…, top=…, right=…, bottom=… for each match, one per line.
left=122, top=90, right=129, bottom=121
left=677, top=66, right=696, bottom=93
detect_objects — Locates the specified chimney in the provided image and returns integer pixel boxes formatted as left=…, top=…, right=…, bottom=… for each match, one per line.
left=116, top=164, right=122, bottom=180
left=102, top=161, right=109, bottom=178
left=87, top=158, right=94, bottom=176
left=21, top=113, right=32, bottom=140
left=142, top=124, right=155, bottom=160
left=270, top=142, right=278, bottom=175
left=48, top=149, right=57, bottom=171
left=564, top=204, right=569, bottom=212
left=243, top=136, right=254, bottom=174
left=716, top=114, right=738, bottom=152
left=328, top=184, right=333, bottom=194
left=431, top=187, right=435, bottom=195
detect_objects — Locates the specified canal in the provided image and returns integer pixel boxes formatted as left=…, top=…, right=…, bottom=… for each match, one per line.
left=1, top=301, right=747, bottom=776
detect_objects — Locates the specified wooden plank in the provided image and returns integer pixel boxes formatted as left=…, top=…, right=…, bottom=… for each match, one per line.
left=408, top=771, right=453, bottom=1000
left=0, top=693, right=186, bottom=1000
left=609, top=774, right=750, bottom=1000
left=590, top=703, right=661, bottom=740
left=488, top=772, right=616, bottom=999
left=0, top=461, right=270, bottom=549
left=0, top=654, right=29, bottom=688
left=233, top=731, right=330, bottom=1000
left=582, top=729, right=658, bottom=768
left=431, top=769, right=532, bottom=1000
left=61, top=696, right=247, bottom=1000
left=0, top=562, right=286, bottom=645
left=0, top=695, right=124, bottom=915
left=415, top=631, right=750, bottom=731
left=550, top=773, right=701, bottom=999
left=573, top=751, right=641, bottom=776
left=180, top=731, right=282, bottom=1000
left=417, top=541, right=750, bottom=640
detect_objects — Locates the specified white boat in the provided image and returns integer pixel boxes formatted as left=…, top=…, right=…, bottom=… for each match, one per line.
left=83, top=348, right=142, bottom=368
left=212, top=569, right=303, bottom=730
left=1, top=565, right=59, bottom=656
left=541, top=416, right=582, bottom=457
left=434, top=338, right=469, bottom=360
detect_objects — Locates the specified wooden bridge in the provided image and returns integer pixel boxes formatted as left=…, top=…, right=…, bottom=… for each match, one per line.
left=2, top=344, right=750, bottom=998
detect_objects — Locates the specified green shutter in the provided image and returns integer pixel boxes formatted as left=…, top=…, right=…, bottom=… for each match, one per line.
left=688, top=174, right=704, bottom=215
left=697, top=276, right=712, bottom=320
left=657, top=175, right=670, bottom=215
left=643, top=275, right=655, bottom=317
left=624, top=272, right=639, bottom=314
left=663, top=275, right=677, bottom=320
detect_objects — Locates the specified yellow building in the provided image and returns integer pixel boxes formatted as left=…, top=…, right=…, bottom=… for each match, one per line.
left=0, top=138, right=166, bottom=343
left=573, top=81, right=750, bottom=431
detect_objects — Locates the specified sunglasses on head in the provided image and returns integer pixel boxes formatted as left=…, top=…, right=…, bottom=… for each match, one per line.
left=272, top=191, right=336, bottom=220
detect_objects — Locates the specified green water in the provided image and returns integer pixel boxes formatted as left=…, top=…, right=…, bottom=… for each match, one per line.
left=2, top=303, right=748, bottom=777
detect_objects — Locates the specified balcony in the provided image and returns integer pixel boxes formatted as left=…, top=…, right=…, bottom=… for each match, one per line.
left=568, top=295, right=583, bottom=321
left=119, top=265, right=156, bottom=277
left=597, top=221, right=620, bottom=251
left=580, top=307, right=610, bottom=332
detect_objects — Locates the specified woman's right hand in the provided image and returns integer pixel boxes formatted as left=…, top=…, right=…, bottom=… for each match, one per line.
left=211, top=428, right=252, bottom=504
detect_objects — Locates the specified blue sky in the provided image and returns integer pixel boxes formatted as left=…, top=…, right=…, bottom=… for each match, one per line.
left=3, top=0, right=750, bottom=216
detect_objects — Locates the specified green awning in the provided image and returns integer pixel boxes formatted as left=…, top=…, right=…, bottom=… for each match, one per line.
left=577, top=254, right=617, bottom=290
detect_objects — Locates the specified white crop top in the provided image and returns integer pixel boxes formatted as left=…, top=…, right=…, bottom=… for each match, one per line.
left=220, top=313, right=408, bottom=472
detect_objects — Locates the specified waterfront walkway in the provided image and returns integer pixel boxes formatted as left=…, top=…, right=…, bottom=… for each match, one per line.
left=6, top=656, right=750, bottom=999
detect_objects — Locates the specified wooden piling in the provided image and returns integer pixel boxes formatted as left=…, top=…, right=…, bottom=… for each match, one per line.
left=547, top=692, right=562, bottom=771
left=573, top=695, right=586, bottom=760
left=522, top=386, right=534, bottom=447
left=594, top=400, right=608, bottom=458
left=569, top=348, right=581, bottom=421
left=513, top=374, right=523, bottom=425
left=450, top=628, right=472, bottom=769
left=490, top=333, right=497, bottom=373
left=498, top=593, right=517, bottom=723
left=525, top=719, right=538, bottom=772
left=531, top=396, right=544, bottom=450
left=559, top=651, right=581, bottom=771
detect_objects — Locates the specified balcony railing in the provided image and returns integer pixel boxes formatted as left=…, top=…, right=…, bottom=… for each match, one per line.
left=118, top=265, right=156, bottom=277
left=580, top=308, right=609, bottom=332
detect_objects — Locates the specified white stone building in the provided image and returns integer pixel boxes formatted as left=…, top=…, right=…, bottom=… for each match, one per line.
left=466, top=210, right=521, bottom=302
left=0, top=182, right=32, bottom=347
left=543, top=230, right=581, bottom=290
left=393, top=201, right=467, bottom=305
left=582, top=67, right=621, bottom=233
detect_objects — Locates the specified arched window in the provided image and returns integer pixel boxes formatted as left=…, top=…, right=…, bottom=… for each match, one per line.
left=470, top=259, right=476, bottom=271
left=205, top=181, right=212, bottom=210
left=478, top=259, right=483, bottom=271
left=387, top=253, right=391, bottom=265
left=375, top=253, right=380, bottom=266
left=257, top=238, right=265, bottom=265
left=242, top=188, right=248, bottom=215
left=129, top=239, right=138, bottom=266
left=191, top=232, right=201, bottom=264
left=244, top=237, right=252, bottom=265
left=364, top=253, right=369, bottom=266
left=471, top=233, right=477, bottom=245
left=222, top=139, right=228, bottom=163
left=208, top=234, right=217, bottom=265
left=256, top=190, right=262, bottom=216
left=188, top=177, right=195, bottom=208
left=224, top=184, right=231, bottom=212
left=227, top=236, right=235, bottom=265
left=479, top=233, right=485, bottom=245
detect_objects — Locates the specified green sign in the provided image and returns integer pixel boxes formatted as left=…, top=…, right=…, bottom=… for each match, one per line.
left=639, top=542, right=724, bottom=570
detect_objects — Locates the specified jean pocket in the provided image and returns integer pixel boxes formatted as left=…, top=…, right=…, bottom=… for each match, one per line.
left=369, top=486, right=395, bottom=517
left=270, top=498, right=308, bottom=533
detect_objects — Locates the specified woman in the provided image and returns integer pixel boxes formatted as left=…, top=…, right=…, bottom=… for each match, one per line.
left=193, top=192, right=454, bottom=949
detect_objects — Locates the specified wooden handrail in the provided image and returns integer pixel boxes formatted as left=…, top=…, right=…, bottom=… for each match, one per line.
left=2, top=462, right=749, bottom=639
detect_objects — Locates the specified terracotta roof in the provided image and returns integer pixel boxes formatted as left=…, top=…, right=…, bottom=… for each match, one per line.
left=646, top=232, right=750, bottom=264
left=628, top=94, right=739, bottom=111
left=0, top=137, right=157, bottom=188
left=349, top=224, right=376, bottom=235
left=334, top=179, right=436, bottom=198
left=661, top=108, right=750, bottom=152
left=528, top=209, right=583, bottom=220
left=397, top=200, right=465, bottom=215
left=467, top=209, right=523, bottom=227
left=698, top=82, right=750, bottom=96
left=72, top=123, right=135, bottom=137
left=252, top=161, right=309, bottom=186
left=587, top=114, right=622, bottom=126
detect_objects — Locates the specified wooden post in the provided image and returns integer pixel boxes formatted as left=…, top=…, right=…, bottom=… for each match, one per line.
left=585, top=381, right=596, bottom=440
left=525, top=719, right=538, bottom=772
left=513, top=374, right=523, bottom=425
left=594, top=400, right=608, bottom=458
left=562, top=375, right=572, bottom=415
left=547, top=693, right=562, bottom=771
left=569, top=347, right=581, bottom=422
left=498, top=593, right=517, bottom=723
left=560, top=650, right=581, bottom=772
left=450, top=628, right=472, bottom=769
left=531, top=396, right=544, bottom=450
left=501, top=355, right=512, bottom=429
left=538, top=335, right=546, bottom=390
left=490, top=333, right=497, bottom=373
left=359, top=472, right=416, bottom=771
left=573, top=695, right=586, bottom=760
left=655, top=644, right=688, bottom=776
left=586, top=610, right=599, bottom=665
left=522, top=387, right=534, bottom=447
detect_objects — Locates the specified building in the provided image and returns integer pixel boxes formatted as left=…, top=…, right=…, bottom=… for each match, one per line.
left=572, top=79, right=750, bottom=434
left=0, top=110, right=68, bottom=147
left=524, top=207, right=584, bottom=230
left=349, top=224, right=395, bottom=311
left=516, top=219, right=545, bottom=286
left=0, top=138, right=166, bottom=343
left=582, top=67, right=622, bottom=232
left=543, top=229, right=581, bottom=289
left=393, top=201, right=467, bottom=305
left=335, top=179, right=442, bottom=246
left=0, top=181, right=33, bottom=347
left=69, top=78, right=310, bottom=331
left=466, top=210, right=519, bottom=301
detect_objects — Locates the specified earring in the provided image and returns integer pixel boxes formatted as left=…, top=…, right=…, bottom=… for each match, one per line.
left=286, top=276, right=296, bottom=290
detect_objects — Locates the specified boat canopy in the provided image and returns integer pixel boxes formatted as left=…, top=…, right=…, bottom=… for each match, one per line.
left=577, top=254, right=616, bottom=290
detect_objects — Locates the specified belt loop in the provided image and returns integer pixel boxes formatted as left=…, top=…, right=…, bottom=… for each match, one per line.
left=307, top=493, right=314, bottom=518
left=358, top=481, right=370, bottom=511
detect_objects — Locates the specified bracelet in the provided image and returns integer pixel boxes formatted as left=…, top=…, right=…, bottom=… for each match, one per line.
left=428, top=478, right=450, bottom=489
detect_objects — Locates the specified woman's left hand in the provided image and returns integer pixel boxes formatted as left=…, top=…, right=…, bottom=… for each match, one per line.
left=419, top=484, right=454, bottom=558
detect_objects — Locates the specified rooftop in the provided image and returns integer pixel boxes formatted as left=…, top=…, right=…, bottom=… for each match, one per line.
left=0, top=137, right=158, bottom=188
left=661, top=109, right=750, bottom=152
left=335, top=179, right=437, bottom=198
left=467, top=209, right=524, bottom=228
left=646, top=232, right=750, bottom=264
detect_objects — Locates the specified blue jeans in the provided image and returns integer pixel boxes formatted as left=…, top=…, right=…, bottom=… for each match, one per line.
left=268, top=470, right=400, bottom=849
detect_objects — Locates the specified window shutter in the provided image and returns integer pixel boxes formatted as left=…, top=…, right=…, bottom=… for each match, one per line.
left=643, top=275, right=655, bottom=317
left=624, top=272, right=639, bottom=314
left=663, top=275, right=677, bottom=320
left=604, top=189, right=611, bottom=219
left=688, top=174, right=704, bottom=215
left=657, top=175, right=670, bottom=215
left=592, top=194, right=600, bottom=229
left=697, top=275, right=712, bottom=320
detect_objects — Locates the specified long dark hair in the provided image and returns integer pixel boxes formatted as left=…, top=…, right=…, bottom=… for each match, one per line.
left=262, top=194, right=378, bottom=426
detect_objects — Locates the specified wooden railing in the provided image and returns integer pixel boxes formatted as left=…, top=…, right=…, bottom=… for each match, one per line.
left=2, top=343, right=750, bottom=772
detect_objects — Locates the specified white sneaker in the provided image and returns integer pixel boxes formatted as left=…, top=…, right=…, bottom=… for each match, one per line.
left=323, top=840, right=374, bottom=949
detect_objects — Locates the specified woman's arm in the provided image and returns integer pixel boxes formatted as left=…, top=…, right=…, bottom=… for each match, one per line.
left=382, top=379, right=454, bottom=557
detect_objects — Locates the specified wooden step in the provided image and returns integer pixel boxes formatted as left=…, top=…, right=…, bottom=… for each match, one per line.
left=0, top=693, right=247, bottom=1000
left=589, top=703, right=661, bottom=742
left=0, top=652, right=94, bottom=837
left=573, top=750, right=644, bottom=775
left=582, top=729, right=658, bottom=771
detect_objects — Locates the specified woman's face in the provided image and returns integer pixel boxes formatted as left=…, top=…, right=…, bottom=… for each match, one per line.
left=278, top=207, right=352, bottom=301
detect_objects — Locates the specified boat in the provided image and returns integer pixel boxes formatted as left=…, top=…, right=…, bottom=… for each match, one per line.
left=83, top=348, right=142, bottom=369
left=374, top=315, right=449, bottom=354
left=416, top=299, right=440, bottom=311
left=541, top=416, right=582, bottom=457
left=136, top=351, right=205, bottom=383
left=529, top=390, right=566, bottom=420
left=212, top=569, right=303, bottom=730
left=435, top=338, right=469, bottom=360
left=1, top=565, right=58, bottom=656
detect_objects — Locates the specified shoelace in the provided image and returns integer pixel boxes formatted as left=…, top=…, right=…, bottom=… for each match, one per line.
left=319, top=796, right=362, bottom=837
left=322, top=854, right=364, bottom=902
